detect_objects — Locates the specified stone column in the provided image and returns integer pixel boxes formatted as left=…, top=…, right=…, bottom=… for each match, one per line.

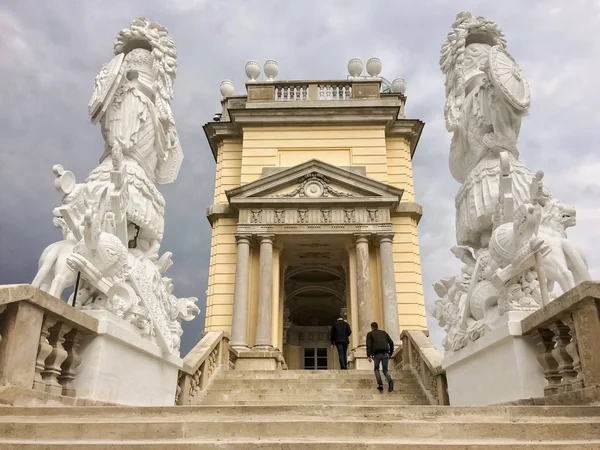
left=254, top=234, right=274, bottom=348
left=378, top=233, right=401, bottom=345
left=231, top=234, right=251, bottom=350
left=355, top=234, right=373, bottom=348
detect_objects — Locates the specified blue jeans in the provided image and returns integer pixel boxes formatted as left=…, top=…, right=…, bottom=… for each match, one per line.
left=373, top=353, right=392, bottom=386
left=335, top=342, right=348, bottom=369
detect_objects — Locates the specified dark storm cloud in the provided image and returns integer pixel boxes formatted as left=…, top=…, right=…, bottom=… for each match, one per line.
left=1, top=1, right=598, bottom=354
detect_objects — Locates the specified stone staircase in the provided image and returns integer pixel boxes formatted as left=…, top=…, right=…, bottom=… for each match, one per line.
left=1, top=369, right=600, bottom=448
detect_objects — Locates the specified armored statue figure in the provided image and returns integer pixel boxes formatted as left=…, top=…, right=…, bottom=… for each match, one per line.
left=440, top=12, right=534, bottom=249
left=433, top=12, right=591, bottom=352
left=87, top=17, right=183, bottom=248
left=32, top=18, right=198, bottom=354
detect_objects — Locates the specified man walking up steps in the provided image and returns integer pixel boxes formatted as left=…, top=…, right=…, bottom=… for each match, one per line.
left=366, top=322, right=394, bottom=392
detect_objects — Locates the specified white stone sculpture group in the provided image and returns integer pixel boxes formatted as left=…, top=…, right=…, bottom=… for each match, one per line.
left=432, top=12, right=591, bottom=352
left=32, top=17, right=199, bottom=354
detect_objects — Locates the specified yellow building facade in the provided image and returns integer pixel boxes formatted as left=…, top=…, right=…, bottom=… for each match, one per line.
left=203, top=79, right=426, bottom=370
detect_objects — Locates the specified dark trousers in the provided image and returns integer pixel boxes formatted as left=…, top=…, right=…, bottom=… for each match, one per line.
left=335, top=342, right=348, bottom=369
left=373, top=353, right=393, bottom=386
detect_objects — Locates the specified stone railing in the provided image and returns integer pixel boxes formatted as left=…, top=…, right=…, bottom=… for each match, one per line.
left=521, top=281, right=600, bottom=403
left=176, top=330, right=232, bottom=405
left=0, top=284, right=98, bottom=404
left=247, top=79, right=381, bottom=102
left=275, top=84, right=310, bottom=101
left=400, top=330, right=449, bottom=405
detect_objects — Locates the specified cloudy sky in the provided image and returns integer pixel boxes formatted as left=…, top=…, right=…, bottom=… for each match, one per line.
left=1, top=1, right=599, bottom=355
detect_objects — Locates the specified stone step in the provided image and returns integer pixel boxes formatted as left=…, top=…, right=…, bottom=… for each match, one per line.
left=2, top=405, right=599, bottom=419
left=209, top=379, right=420, bottom=388
left=200, top=392, right=426, bottom=403
left=1, top=418, right=599, bottom=441
left=219, top=370, right=406, bottom=380
left=2, top=439, right=600, bottom=449
left=204, top=387, right=425, bottom=395
left=202, top=394, right=426, bottom=406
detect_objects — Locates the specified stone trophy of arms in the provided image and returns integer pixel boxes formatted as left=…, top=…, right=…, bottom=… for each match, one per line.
left=432, top=12, right=590, bottom=353
left=440, top=12, right=534, bottom=250
left=32, top=17, right=198, bottom=354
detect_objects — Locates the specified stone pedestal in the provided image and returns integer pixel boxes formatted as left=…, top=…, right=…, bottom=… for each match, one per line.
left=351, top=347, right=373, bottom=370
left=442, top=311, right=545, bottom=406
left=234, top=348, right=284, bottom=370
left=74, top=310, right=182, bottom=406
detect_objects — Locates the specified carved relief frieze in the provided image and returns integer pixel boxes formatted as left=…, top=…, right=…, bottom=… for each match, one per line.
left=274, top=209, right=285, bottom=224
left=344, top=209, right=355, bottom=223
left=297, top=209, right=308, bottom=224
left=321, top=209, right=332, bottom=224
left=250, top=210, right=262, bottom=224
left=367, top=209, right=378, bottom=222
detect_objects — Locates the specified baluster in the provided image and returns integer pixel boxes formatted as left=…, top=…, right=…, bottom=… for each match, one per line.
left=42, top=321, right=69, bottom=395
left=531, top=327, right=561, bottom=396
left=275, top=87, right=280, bottom=101
left=294, top=86, right=298, bottom=100
left=287, top=87, right=291, bottom=101
left=318, top=85, right=324, bottom=100
left=327, top=86, right=333, bottom=100
left=549, top=320, right=577, bottom=392
left=33, top=315, right=56, bottom=391
left=348, top=86, right=352, bottom=98
left=58, top=328, right=82, bottom=397
left=561, top=314, right=583, bottom=390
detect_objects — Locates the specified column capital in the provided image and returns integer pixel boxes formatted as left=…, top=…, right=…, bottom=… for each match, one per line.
left=235, top=234, right=252, bottom=244
left=353, top=233, right=371, bottom=245
left=257, top=234, right=275, bottom=244
left=377, top=233, right=395, bottom=244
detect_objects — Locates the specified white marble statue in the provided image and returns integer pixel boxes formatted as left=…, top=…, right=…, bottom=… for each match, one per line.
left=32, top=17, right=198, bottom=354
left=432, top=12, right=591, bottom=352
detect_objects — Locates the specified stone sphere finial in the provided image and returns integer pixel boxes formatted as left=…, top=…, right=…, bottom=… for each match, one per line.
left=263, top=60, right=279, bottom=81
left=245, top=60, right=261, bottom=82
left=220, top=80, right=235, bottom=98
left=347, top=58, right=363, bottom=78
left=366, top=57, right=382, bottom=77
left=392, top=77, right=407, bottom=94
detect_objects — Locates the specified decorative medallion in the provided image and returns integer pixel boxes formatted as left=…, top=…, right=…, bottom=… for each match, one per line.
left=278, top=173, right=354, bottom=198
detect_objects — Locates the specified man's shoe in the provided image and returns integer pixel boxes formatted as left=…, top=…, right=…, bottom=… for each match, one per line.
left=377, top=385, right=384, bottom=392
left=388, top=380, right=394, bottom=393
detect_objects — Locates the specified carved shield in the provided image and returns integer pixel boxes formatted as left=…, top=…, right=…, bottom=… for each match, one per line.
left=88, top=53, right=125, bottom=124
left=488, top=46, right=530, bottom=112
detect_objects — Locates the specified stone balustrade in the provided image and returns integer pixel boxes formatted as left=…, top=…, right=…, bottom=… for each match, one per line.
left=176, top=330, right=232, bottom=405
left=400, top=330, right=449, bottom=405
left=246, top=79, right=383, bottom=103
left=0, top=285, right=98, bottom=404
left=521, top=281, right=600, bottom=403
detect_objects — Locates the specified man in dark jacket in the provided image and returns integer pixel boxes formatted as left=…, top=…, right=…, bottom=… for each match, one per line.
left=366, top=322, right=394, bottom=392
left=330, top=317, right=352, bottom=370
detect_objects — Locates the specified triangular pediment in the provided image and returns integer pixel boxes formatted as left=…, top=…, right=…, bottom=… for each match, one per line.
left=226, top=159, right=403, bottom=208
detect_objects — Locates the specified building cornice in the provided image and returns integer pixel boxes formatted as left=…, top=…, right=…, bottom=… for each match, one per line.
left=203, top=108, right=424, bottom=162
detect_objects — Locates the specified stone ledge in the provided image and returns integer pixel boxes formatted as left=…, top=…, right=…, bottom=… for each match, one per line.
left=520, top=281, right=600, bottom=334
left=206, top=204, right=238, bottom=226
left=391, top=202, right=423, bottom=223
left=0, top=384, right=116, bottom=407
left=0, top=284, right=98, bottom=333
